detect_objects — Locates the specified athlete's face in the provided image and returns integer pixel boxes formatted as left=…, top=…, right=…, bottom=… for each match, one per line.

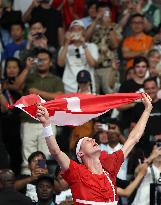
left=78, top=138, right=100, bottom=162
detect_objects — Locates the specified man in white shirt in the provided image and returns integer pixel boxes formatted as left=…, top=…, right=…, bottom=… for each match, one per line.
left=100, top=125, right=128, bottom=180
left=57, top=20, right=99, bottom=93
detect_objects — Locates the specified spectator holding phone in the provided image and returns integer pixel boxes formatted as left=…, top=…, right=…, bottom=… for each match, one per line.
left=131, top=77, right=161, bottom=155
left=14, top=48, right=64, bottom=175
left=23, top=0, right=64, bottom=48
left=86, top=2, right=122, bottom=94
left=58, top=19, right=98, bottom=93
left=15, top=151, right=49, bottom=202
left=131, top=145, right=161, bottom=205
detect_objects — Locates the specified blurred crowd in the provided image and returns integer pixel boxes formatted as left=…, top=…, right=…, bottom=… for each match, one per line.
left=0, top=0, right=161, bottom=204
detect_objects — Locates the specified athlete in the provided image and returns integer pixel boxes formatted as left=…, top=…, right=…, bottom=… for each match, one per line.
left=36, top=93, right=152, bottom=205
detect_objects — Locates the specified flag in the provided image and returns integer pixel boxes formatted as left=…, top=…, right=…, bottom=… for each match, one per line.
left=8, top=93, right=143, bottom=126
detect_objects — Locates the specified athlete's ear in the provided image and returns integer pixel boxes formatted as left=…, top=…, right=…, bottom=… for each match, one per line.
left=77, top=151, right=84, bottom=158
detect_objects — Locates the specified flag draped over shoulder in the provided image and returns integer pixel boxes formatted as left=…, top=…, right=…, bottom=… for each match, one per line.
left=8, top=93, right=142, bottom=126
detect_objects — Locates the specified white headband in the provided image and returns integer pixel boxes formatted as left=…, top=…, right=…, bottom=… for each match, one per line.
left=76, top=137, right=88, bottom=163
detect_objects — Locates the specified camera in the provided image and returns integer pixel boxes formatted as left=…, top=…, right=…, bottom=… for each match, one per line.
left=33, top=58, right=43, bottom=66
left=32, top=32, right=45, bottom=40
left=104, top=10, right=110, bottom=17
left=72, top=32, right=81, bottom=40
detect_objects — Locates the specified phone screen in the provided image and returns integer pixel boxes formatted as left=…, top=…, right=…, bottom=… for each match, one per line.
left=37, top=160, right=46, bottom=169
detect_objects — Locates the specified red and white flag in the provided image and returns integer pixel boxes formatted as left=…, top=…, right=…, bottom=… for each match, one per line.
left=8, top=93, right=142, bottom=126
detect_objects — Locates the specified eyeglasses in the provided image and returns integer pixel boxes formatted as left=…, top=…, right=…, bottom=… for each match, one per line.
left=75, top=48, right=81, bottom=58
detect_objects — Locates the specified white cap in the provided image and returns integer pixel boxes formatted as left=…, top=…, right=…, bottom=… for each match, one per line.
left=76, top=137, right=88, bottom=163
left=70, top=20, right=85, bottom=29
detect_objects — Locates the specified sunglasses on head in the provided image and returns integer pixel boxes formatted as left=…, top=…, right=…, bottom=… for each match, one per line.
left=75, top=48, right=81, bottom=58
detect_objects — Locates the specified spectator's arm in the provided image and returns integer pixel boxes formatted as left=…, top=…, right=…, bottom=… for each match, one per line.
left=57, top=31, right=72, bottom=67
left=22, top=0, right=38, bottom=22
left=13, top=58, right=33, bottom=90
left=15, top=167, right=48, bottom=190
left=122, top=93, right=152, bottom=158
left=85, top=19, right=98, bottom=41
left=58, top=27, right=65, bottom=47
left=118, top=13, right=131, bottom=28
left=15, top=176, right=36, bottom=191
left=84, top=46, right=97, bottom=67
left=109, top=30, right=122, bottom=49
left=85, top=10, right=103, bottom=41
left=36, top=105, right=70, bottom=171
left=122, top=46, right=145, bottom=59
left=117, top=162, right=148, bottom=197
left=57, top=44, right=68, bottom=67
left=28, top=89, right=63, bottom=100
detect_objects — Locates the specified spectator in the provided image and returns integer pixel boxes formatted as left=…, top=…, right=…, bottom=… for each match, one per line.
left=1, top=57, right=22, bottom=175
left=95, top=120, right=128, bottom=181
left=131, top=145, right=161, bottom=205
left=148, top=49, right=161, bottom=87
left=58, top=20, right=98, bottom=93
left=2, top=21, right=27, bottom=60
left=52, top=0, right=85, bottom=29
left=119, top=56, right=149, bottom=130
left=131, top=77, right=161, bottom=154
left=23, top=0, right=64, bottom=48
left=119, top=0, right=161, bottom=36
left=54, top=166, right=72, bottom=205
left=34, top=174, right=56, bottom=205
left=122, top=13, right=153, bottom=70
left=86, top=2, right=122, bottom=94
left=0, top=169, right=32, bottom=205
left=14, top=48, right=64, bottom=175
left=19, top=20, right=57, bottom=70
left=69, top=70, right=95, bottom=152
left=117, top=162, right=148, bottom=198
left=0, top=0, right=22, bottom=32
left=81, top=0, right=98, bottom=29
left=134, top=0, right=161, bottom=34
left=153, top=24, right=161, bottom=54
left=15, top=151, right=48, bottom=202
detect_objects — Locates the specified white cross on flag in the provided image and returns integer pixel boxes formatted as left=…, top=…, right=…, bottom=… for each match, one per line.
left=8, top=93, right=142, bottom=126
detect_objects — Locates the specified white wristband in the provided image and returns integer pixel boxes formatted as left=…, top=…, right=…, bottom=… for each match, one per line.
left=42, top=125, right=53, bottom=138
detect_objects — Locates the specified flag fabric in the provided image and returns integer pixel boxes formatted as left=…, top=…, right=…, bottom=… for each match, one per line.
left=8, top=93, right=143, bottom=126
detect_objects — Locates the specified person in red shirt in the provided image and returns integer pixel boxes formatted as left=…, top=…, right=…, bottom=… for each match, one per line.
left=36, top=93, right=152, bottom=205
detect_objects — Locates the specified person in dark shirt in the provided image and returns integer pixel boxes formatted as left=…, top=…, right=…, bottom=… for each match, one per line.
left=23, top=0, right=64, bottom=48
left=119, top=56, right=149, bottom=130
left=0, top=169, right=32, bottom=205
left=2, top=21, right=27, bottom=59
left=131, top=77, right=161, bottom=155
left=1, top=57, right=22, bottom=176
left=33, top=174, right=55, bottom=205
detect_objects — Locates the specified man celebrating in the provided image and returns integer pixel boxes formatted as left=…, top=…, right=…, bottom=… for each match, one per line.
left=36, top=93, right=152, bottom=205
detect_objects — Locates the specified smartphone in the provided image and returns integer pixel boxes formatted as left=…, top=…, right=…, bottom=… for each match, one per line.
left=104, top=10, right=110, bottom=17
left=37, top=159, right=46, bottom=169
left=139, top=152, right=145, bottom=163
left=98, top=124, right=108, bottom=131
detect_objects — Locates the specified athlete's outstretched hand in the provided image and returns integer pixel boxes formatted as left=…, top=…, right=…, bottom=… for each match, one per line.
left=141, top=93, right=152, bottom=112
left=36, top=104, right=50, bottom=127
